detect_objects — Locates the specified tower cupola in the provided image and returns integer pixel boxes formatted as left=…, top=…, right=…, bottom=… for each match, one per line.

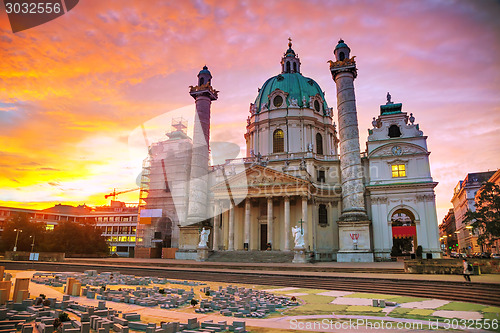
left=334, top=39, right=350, bottom=62
left=197, top=65, right=212, bottom=86
left=281, top=38, right=301, bottom=74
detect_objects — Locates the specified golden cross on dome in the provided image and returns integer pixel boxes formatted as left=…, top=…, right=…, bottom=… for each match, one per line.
left=288, top=37, right=292, bottom=48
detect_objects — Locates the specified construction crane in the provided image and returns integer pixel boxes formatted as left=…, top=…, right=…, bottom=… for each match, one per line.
left=105, top=188, right=140, bottom=200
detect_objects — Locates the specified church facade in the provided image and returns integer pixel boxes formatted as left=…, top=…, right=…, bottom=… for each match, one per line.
left=138, top=39, right=441, bottom=262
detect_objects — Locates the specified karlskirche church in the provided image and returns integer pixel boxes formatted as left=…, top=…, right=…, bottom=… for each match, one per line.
left=136, top=39, right=441, bottom=262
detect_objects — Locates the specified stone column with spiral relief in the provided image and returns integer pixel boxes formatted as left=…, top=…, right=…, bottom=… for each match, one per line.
left=329, top=40, right=373, bottom=262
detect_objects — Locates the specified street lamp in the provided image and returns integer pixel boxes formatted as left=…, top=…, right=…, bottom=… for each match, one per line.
left=30, top=235, right=36, bottom=252
left=13, top=229, right=22, bottom=252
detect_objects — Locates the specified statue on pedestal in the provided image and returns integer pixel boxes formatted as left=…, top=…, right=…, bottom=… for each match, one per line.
left=292, top=226, right=305, bottom=248
left=198, top=227, right=210, bottom=248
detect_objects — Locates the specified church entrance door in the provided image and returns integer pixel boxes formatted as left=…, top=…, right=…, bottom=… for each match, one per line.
left=260, top=224, right=268, bottom=250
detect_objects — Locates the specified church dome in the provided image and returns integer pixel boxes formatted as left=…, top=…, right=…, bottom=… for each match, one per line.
left=254, top=73, right=329, bottom=114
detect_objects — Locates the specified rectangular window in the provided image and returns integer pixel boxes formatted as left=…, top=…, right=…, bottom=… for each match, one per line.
left=317, top=170, right=326, bottom=183
left=392, top=164, right=406, bottom=178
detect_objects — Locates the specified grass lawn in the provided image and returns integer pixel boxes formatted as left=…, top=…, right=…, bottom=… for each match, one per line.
left=437, top=302, right=487, bottom=312
left=387, top=296, right=429, bottom=303
left=344, top=305, right=385, bottom=316
left=481, top=306, right=500, bottom=314
left=407, top=309, right=434, bottom=316
left=283, top=294, right=345, bottom=316
left=388, top=308, right=435, bottom=321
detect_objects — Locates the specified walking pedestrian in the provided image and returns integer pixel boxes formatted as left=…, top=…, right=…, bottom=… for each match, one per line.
left=463, top=258, right=472, bottom=282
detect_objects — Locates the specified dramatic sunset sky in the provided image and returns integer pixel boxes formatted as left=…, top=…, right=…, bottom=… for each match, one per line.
left=0, top=0, right=499, bottom=223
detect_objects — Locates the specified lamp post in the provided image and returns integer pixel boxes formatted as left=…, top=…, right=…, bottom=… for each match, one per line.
left=13, top=229, right=22, bottom=251
left=30, top=235, right=35, bottom=252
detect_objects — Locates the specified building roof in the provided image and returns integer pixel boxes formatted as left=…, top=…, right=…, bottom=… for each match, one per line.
left=253, top=72, right=328, bottom=114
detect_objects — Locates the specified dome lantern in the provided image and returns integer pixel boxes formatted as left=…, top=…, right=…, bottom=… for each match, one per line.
left=334, top=39, right=351, bottom=62
left=281, top=38, right=301, bottom=74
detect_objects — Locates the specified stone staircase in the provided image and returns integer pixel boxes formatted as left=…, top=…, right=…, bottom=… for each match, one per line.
left=207, top=251, right=294, bottom=263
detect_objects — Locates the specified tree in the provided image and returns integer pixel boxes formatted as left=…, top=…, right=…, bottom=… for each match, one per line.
left=0, top=213, right=46, bottom=252
left=464, top=182, right=500, bottom=248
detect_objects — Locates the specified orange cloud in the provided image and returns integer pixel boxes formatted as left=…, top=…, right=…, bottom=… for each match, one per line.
left=0, top=0, right=498, bottom=222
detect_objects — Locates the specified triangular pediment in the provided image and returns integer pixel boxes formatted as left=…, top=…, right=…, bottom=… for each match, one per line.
left=211, top=164, right=310, bottom=192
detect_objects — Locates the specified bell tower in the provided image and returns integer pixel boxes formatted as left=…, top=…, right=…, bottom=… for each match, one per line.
left=329, top=39, right=373, bottom=262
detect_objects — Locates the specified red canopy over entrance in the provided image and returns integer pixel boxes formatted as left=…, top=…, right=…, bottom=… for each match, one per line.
left=392, top=226, right=416, bottom=239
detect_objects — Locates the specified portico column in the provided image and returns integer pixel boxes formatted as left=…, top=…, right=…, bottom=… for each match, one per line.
left=284, top=196, right=291, bottom=251
left=213, top=201, right=220, bottom=251
left=267, top=197, right=273, bottom=249
left=302, top=196, right=309, bottom=250
left=244, top=199, right=251, bottom=250
left=228, top=200, right=235, bottom=251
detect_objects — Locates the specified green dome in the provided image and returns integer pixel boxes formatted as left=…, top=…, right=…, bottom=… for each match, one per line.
left=335, top=39, right=350, bottom=51
left=254, top=73, right=329, bottom=114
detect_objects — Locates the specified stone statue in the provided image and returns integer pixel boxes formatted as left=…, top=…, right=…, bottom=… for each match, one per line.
left=386, top=92, right=392, bottom=104
left=372, top=117, right=378, bottom=128
left=292, top=226, right=305, bottom=248
left=409, top=113, right=415, bottom=125
left=302, top=96, right=308, bottom=108
left=289, top=97, right=299, bottom=107
left=299, top=158, right=306, bottom=170
left=307, top=143, right=313, bottom=152
left=261, top=103, right=268, bottom=112
left=198, top=227, right=210, bottom=248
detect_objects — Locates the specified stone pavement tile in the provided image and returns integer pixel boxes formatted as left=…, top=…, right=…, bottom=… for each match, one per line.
left=330, top=298, right=373, bottom=306
left=432, top=310, right=483, bottom=320
left=316, top=291, right=354, bottom=297
left=285, top=293, right=308, bottom=297
left=262, top=287, right=299, bottom=292
left=400, top=300, right=450, bottom=309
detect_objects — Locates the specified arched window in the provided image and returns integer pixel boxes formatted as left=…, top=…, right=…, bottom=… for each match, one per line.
left=388, top=125, right=401, bottom=138
left=319, top=204, right=328, bottom=226
left=339, top=52, right=345, bottom=61
left=199, top=77, right=204, bottom=85
left=293, top=62, right=297, bottom=72
left=286, top=61, right=291, bottom=73
left=316, top=133, right=323, bottom=155
left=273, top=129, right=284, bottom=153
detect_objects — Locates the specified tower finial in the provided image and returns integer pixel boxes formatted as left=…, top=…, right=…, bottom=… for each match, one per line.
left=288, top=37, right=292, bottom=48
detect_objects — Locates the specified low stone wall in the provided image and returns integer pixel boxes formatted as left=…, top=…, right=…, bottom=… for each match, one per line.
left=4, top=251, right=65, bottom=262
left=404, top=259, right=500, bottom=274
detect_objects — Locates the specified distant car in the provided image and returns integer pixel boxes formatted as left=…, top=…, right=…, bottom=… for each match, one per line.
left=450, top=252, right=460, bottom=258
left=491, top=253, right=500, bottom=259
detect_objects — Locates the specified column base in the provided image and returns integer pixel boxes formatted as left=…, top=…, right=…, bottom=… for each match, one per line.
left=197, top=246, right=210, bottom=262
left=292, top=247, right=308, bottom=263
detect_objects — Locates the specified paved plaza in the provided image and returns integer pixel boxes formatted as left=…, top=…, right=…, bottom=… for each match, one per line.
left=1, top=269, right=499, bottom=332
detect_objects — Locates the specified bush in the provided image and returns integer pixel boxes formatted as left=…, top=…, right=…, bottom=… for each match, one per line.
left=190, top=299, right=198, bottom=307
left=159, top=289, right=165, bottom=294
left=43, top=299, right=51, bottom=307
left=59, top=312, right=70, bottom=322
left=205, top=290, right=210, bottom=297
left=39, top=293, right=46, bottom=299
